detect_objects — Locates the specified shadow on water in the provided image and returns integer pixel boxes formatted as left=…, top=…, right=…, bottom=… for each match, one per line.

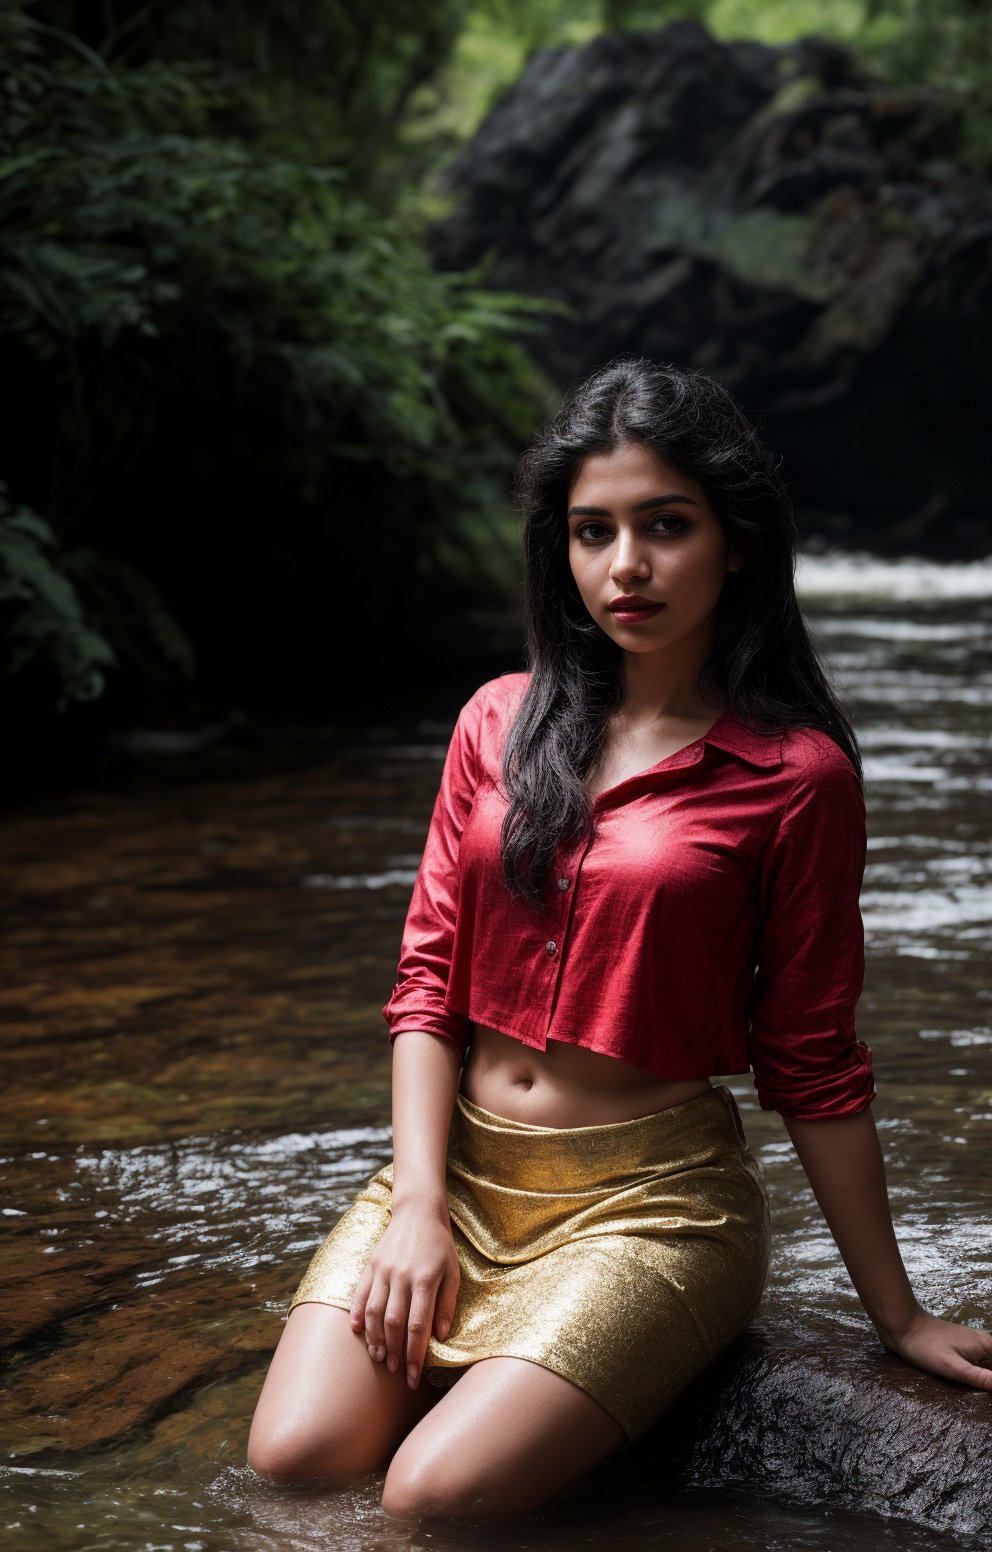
left=2, top=553, right=990, bottom=1551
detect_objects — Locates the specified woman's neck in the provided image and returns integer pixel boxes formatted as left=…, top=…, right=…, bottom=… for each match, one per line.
left=618, top=643, right=720, bottom=727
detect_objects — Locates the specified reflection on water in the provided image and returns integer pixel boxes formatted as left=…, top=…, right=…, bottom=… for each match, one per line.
left=1, top=552, right=990, bottom=1552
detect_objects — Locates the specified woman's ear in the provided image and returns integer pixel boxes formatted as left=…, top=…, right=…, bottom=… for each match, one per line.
left=726, top=551, right=744, bottom=573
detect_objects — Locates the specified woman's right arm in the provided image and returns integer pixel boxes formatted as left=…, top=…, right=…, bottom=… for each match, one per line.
left=354, top=685, right=498, bottom=1387
left=349, top=1033, right=462, bottom=1389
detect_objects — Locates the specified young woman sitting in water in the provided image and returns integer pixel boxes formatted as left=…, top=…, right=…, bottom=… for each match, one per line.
left=248, top=357, right=992, bottom=1518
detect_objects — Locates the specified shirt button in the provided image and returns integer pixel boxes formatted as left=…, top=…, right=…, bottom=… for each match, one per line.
left=556, top=876, right=571, bottom=891
left=545, top=940, right=557, bottom=956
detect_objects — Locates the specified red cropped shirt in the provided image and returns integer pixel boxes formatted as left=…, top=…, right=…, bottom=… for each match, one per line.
left=382, top=672, right=875, bottom=1120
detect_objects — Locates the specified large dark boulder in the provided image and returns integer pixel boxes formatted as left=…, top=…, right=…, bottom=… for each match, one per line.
left=634, top=1330, right=992, bottom=1538
left=430, top=22, right=992, bottom=556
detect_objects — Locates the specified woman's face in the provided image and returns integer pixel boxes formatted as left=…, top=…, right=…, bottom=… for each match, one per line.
left=566, top=440, right=738, bottom=663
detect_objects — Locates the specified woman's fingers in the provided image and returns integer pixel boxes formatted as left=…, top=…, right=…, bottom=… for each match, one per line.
left=382, top=1277, right=411, bottom=1374
left=362, top=1268, right=444, bottom=1385
left=349, top=1262, right=373, bottom=1335
left=947, top=1330, right=992, bottom=1389
left=931, top=1347, right=992, bottom=1390
left=954, top=1357, right=992, bottom=1390
left=363, top=1268, right=391, bottom=1362
left=348, top=1219, right=461, bottom=1381
left=405, top=1275, right=441, bottom=1387
left=433, top=1264, right=460, bottom=1344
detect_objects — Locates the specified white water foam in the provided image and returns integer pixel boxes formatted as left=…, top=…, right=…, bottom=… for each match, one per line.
left=810, top=616, right=988, bottom=641
left=796, top=551, right=992, bottom=601
left=302, top=867, right=419, bottom=890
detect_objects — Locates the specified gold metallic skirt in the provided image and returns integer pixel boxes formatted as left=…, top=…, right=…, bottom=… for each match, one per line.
left=288, top=1084, right=771, bottom=1441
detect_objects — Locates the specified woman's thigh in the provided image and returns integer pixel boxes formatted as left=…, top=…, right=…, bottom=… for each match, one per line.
left=382, top=1356, right=626, bottom=1520
left=247, top=1302, right=436, bottom=1483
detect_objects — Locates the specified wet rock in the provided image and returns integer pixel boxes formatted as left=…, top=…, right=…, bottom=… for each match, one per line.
left=431, top=21, right=992, bottom=555
left=0, top=1241, right=155, bottom=1348
left=638, top=1329, right=992, bottom=1537
left=0, top=1264, right=283, bottom=1454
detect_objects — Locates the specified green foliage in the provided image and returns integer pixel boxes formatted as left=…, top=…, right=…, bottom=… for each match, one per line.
left=0, top=487, right=115, bottom=711
left=29, top=1, right=472, bottom=195
left=859, top=0, right=992, bottom=165
left=0, top=4, right=567, bottom=728
left=0, top=44, right=554, bottom=473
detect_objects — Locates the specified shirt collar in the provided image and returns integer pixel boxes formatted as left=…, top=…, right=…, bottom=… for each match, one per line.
left=703, top=707, right=784, bottom=768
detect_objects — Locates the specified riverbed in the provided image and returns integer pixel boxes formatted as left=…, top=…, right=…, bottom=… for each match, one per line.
left=2, top=552, right=990, bottom=1550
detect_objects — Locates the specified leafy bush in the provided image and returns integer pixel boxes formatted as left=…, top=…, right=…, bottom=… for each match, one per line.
left=0, top=5, right=567, bottom=727
left=0, top=488, right=115, bottom=712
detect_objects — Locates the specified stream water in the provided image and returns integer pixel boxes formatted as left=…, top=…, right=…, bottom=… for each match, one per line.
left=2, top=552, right=990, bottom=1551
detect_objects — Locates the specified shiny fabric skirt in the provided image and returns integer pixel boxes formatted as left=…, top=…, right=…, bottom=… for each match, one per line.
left=288, top=1083, right=771, bottom=1442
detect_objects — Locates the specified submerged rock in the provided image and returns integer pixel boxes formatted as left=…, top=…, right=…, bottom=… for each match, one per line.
left=0, top=1260, right=282, bottom=1454
left=431, top=21, right=992, bottom=555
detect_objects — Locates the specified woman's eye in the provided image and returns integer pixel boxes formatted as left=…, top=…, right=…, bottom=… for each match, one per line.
left=574, top=522, right=609, bottom=543
left=651, top=514, right=688, bottom=536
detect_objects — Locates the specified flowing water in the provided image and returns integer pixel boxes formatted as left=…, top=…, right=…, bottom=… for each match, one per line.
left=2, top=552, right=990, bottom=1551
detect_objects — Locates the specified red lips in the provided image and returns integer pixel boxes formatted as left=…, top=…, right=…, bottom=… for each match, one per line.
left=606, top=594, right=665, bottom=626
left=608, top=594, right=662, bottom=611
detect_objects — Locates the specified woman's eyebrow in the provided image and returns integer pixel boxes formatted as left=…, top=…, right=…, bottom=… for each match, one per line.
left=566, top=493, right=700, bottom=517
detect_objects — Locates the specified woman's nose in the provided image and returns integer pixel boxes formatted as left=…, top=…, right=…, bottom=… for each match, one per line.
left=609, top=532, right=651, bottom=586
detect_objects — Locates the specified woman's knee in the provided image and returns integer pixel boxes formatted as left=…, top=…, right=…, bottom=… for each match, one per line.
left=247, top=1414, right=383, bottom=1485
left=381, top=1357, right=628, bottom=1519
left=382, top=1455, right=474, bottom=1520
left=382, top=1450, right=534, bottom=1521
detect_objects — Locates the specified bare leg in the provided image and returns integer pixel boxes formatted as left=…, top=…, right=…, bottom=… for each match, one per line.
left=382, top=1356, right=626, bottom=1519
left=247, top=1303, right=436, bottom=1484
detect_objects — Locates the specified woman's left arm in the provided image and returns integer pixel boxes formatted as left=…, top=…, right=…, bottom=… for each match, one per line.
left=785, top=1108, right=992, bottom=1390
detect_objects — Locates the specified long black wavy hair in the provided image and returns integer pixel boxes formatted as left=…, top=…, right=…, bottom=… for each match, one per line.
left=500, top=355, right=861, bottom=904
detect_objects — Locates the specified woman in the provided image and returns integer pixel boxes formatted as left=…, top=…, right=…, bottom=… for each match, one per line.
left=248, top=358, right=992, bottom=1518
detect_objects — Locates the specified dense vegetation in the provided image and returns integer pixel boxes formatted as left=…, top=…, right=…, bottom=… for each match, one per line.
left=1, top=1, right=989, bottom=764
left=0, top=2, right=563, bottom=754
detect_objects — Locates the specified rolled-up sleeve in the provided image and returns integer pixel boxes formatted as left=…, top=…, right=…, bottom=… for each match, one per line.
left=749, top=748, right=876, bottom=1120
left=380, top=690, right=484, bottom=1059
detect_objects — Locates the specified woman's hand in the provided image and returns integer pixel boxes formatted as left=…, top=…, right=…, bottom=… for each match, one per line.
left=879, top=1309, right=992, bottom=1392
left=365, top=1028, right=462, bottom=1387
left=350, top=1203, right=461, bottom=1389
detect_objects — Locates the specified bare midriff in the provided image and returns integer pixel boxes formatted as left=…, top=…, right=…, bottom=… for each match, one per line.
left=460, top=1023, right=713, bottom=1128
